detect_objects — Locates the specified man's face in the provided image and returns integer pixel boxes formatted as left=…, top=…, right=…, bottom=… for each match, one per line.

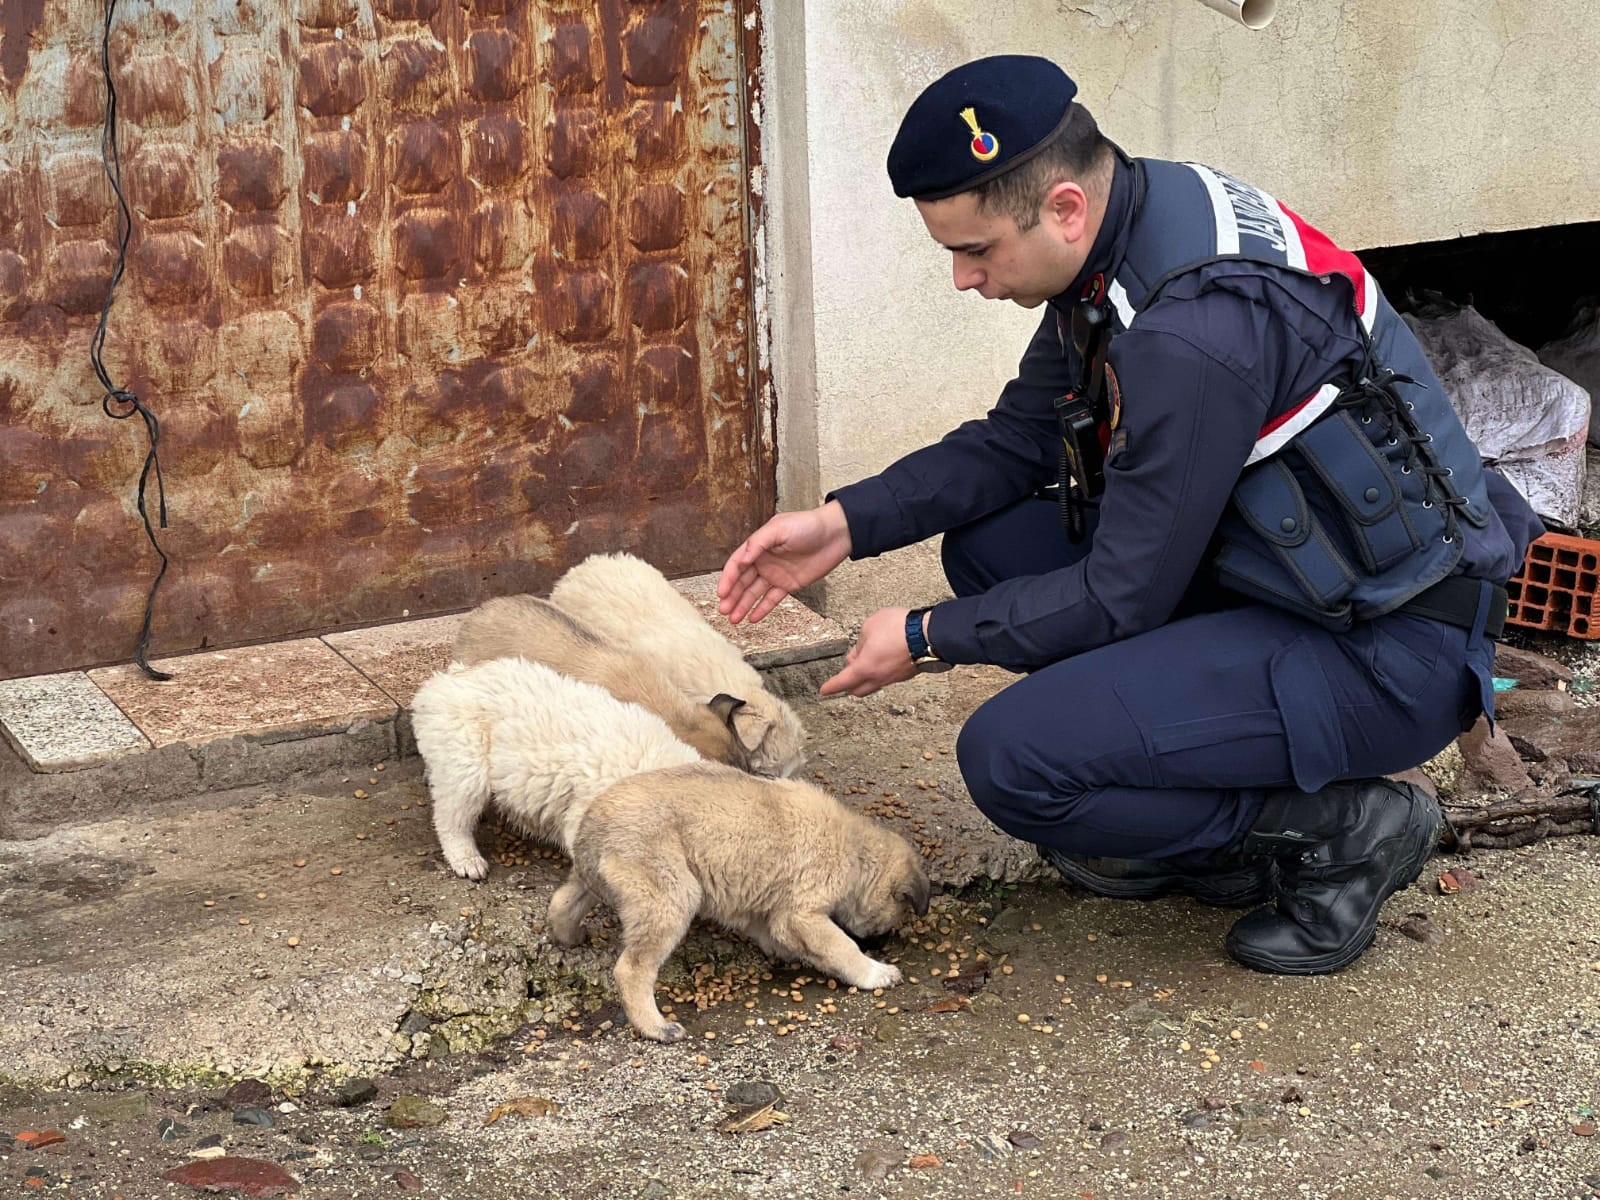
left=914, top=184, right=1089, bottom=309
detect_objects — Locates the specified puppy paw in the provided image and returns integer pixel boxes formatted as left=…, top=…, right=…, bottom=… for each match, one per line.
left=853, top=959, right=903, bottom=991
left=640, top=1020, right=685, bottom=1044
left=447, top=852, right=490, bottom=881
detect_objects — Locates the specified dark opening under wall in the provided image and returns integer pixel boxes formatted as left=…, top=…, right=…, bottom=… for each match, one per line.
left=1357, top=219, right=1600, bottom=349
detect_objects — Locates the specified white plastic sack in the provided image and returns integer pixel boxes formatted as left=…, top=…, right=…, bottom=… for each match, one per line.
left=1404, top=305, right=1590, bottom=527
left=1538, top=304, right=1600, bottom=446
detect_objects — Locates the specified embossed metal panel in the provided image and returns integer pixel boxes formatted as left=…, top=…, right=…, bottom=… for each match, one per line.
left=0, top=0, right=767, bottom=679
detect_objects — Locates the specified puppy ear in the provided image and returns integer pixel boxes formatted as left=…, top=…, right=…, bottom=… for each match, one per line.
left=900, top=872, right=931, bottom=917
left=730, top=706, right=774, bottom=753
left=708, top=693, right=747, bottom=727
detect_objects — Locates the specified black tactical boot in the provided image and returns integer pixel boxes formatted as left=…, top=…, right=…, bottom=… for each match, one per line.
left=1042, top=848, right=1274, bottom=909
left=1225, top=779, right=1443, bottom=975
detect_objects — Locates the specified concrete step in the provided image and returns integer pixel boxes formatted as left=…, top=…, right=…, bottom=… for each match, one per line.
left=0, top=578, right=849, bottom=837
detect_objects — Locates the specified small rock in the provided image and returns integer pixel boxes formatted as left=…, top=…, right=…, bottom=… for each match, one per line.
left=392, top=1169, right=423, bottom=1193
left=336, top=1079, right=379, bottom=1108
left=385, top=1096, right=447, bottom=1130
left=827, top=1034, right=863, bottom=1054
left=157, top=1117, right=189, bottom=1141
left=973, top=1133, right=1012, bottom=1162
left=357, top=1143, right=385, bottom=1162
left=1494, top=644, right=1574, bottom=690
left=1458, top=717, right=1534, bottom=793
left=1424, top=1165, right=1452, bottom=1180
left=1437, top=868, right=1481, bottom=895
left=1398, top=913, right=1445, bottom=945
left=223, top=1080, right=274, bottom=1109
left=1493, top=688, right=1575, bottom=719
left=399, top=1012, right=432, bottom=1036
left=196, top=1134, right=224, bottom=1150
left=82, top=1092, right=152, bottom=1122
left=1201, top=1096, right=1230, bottom=1111
left=1233, top=1116, right=1282, bottom=1142
left=1006, top=1129, right=1042, bottom=1150
left=234, top=1108, right=275, bottom=1129
left=854, top=1142, right=904, bottom=1181
left=1518, top=1135, right=1538, bottom=1154
left=724, top=1081, right=780, bottom=1108
left=1575, top=1122, right=1597, bottom=1137
left=638, top=1182, right=669, bottom=1200
left=1181, top=1112, right=1212, bottom=1130
left=16, top=1130, right=66, bottom=1150
left=873, top=1018, right=899, bottom=1044
left=1099, top=1131, right=1129, bottom=1150
left=161, top=1156, right=301, bottom=1196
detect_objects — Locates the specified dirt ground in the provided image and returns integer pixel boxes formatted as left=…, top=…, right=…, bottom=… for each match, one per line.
left=2, top=670, right=1599, bottom=1199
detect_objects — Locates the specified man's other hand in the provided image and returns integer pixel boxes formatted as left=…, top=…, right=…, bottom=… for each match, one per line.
left=820, top=606, right=917, bottom=698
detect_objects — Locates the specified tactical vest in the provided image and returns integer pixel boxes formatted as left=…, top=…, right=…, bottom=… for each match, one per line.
left=1101, top=157, right=1527, bottom=630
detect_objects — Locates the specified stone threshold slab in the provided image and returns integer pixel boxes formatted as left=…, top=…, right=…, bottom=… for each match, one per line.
left=0, top=575, right=852, bottom=829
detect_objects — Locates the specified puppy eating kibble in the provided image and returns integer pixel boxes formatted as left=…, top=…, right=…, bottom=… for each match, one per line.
left=547, top=762, right=931, bottom=1042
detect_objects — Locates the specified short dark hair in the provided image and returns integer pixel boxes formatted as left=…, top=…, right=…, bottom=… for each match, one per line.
left=971, top=104, right=1113, bottom=229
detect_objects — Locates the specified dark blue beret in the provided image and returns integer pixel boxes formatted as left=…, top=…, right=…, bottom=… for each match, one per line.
left=887, top=56, right=1078, bottom=201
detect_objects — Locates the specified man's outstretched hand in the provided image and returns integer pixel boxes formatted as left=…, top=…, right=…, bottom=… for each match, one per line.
left=717, top=500, right=853, bottom=625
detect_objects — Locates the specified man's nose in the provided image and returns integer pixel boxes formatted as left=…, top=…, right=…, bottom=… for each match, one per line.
left=953, top=257, right=984, bottom=292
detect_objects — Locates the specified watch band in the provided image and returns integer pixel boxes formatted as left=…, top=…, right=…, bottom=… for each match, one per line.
left=905, top=608, right=934, bottom=661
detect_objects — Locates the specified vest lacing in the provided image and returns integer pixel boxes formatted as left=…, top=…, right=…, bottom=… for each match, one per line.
left=1333, top=364, right=1470, bottom=546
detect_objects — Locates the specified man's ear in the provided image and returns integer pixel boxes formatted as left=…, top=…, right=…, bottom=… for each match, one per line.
left=1044, top=179, right=1090, bottom=240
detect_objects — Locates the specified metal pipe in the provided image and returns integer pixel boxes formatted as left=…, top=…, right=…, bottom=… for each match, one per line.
left=1193, top=0, right=1276, bottom=28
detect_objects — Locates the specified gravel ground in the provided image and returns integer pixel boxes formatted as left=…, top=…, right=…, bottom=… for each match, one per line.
left=2, top=669, right=1598, bottom=1199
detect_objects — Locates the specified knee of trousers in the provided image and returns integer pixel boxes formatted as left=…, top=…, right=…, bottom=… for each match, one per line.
left=956, top=703, right=1082, bottom=840
left=940, top=524, right=987, bottom=597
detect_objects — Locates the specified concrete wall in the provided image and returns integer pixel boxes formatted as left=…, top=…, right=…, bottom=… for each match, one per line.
left=758, top=0, right=1600, bottom=622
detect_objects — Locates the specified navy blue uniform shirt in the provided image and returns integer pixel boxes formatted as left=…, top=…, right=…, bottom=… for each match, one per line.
left=829, top=156, right=1529, bottom=671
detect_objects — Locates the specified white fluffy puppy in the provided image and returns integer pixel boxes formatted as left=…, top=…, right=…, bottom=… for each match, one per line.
left=409, top=657, right=700, bottom=880
left=550, top=553, right=806, bottom=779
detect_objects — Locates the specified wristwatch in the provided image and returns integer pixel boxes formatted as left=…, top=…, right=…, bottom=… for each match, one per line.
left=905, top=608, right=953, bottom=673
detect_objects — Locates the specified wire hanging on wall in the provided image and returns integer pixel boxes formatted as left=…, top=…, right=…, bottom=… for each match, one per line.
left=91, top=0, right=172, bottom=681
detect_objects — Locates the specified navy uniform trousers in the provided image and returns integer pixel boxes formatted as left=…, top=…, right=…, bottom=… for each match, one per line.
left=946, top=497, right=1495, bottom=863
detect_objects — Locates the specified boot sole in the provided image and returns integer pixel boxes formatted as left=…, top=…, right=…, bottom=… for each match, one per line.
left=1226, top=797, right=1443, bottom=976
left=1047, top=855, right=1271, bottom=909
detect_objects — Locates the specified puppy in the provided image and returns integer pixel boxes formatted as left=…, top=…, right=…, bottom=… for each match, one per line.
left=409, top=657, right=701, bottom=879
left=452, top=594, right=751, bottom=772
left=547, top=762, right=932, bottom=1042
left=550, top=553, right=807, bottom=779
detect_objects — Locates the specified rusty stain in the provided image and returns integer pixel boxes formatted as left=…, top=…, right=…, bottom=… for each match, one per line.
left=0, top=0, right=44, bottom=92
left=0, top=0, right=767, bottom=681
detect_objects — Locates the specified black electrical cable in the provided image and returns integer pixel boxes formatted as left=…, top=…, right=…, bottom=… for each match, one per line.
left=92, top=0, right=172, bottom=681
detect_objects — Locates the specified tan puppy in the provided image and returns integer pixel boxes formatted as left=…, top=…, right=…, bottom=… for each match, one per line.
left=548, top=763, right=932, bottom=1042
left=453, top=594, right=751, bottom=772
left=550, top=554, right=806, bottom=779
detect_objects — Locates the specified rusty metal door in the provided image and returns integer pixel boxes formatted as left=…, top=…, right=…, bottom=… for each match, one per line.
left=0, top=0, right=770, bottom=680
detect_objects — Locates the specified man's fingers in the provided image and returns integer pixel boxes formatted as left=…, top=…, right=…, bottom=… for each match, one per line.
left=746, top=587, right=788, bottom=625
left=727, top=579, right=772, bottom=625
left=819, top=661, right=860, bottom=697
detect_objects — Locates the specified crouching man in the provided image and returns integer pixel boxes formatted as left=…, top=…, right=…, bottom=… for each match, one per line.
left=717, top=56, right=1541, bottom=975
